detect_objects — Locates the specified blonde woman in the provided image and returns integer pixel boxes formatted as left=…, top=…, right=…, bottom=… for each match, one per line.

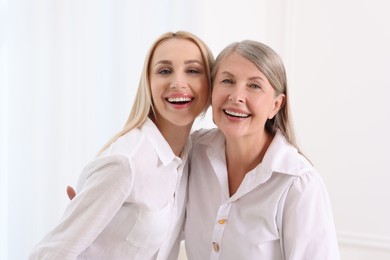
left=30, top=31, right=214, bottom=260
left=185, top=40, right=340, bottom=259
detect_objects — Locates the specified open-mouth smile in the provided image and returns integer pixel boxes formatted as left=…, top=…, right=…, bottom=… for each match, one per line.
left=167, top=97, right=193, bottom=104
left=223, top=109, right=250, bottom=118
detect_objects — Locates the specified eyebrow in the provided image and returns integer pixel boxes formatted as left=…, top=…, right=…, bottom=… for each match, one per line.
left=184, top=59, right=203, bottom=65
left=219, top=71, right=267, bottom=82
left=154, top=59, right=203, bottom=67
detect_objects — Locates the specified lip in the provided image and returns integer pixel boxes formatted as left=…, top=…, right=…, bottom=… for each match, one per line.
left=165, top=92, right=194, bottom=108
left=223, top=107, right=251, bottom=119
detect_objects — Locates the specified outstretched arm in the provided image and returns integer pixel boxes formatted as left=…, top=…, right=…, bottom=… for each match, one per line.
left=30, top=155, right=133, bottom=259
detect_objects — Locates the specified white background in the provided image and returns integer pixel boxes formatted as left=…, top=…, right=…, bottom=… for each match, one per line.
left=1, top=0, right=389, bottom=259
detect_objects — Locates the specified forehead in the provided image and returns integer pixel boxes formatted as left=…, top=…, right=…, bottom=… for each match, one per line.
left=151, top=38, right=203, bottom=62
left=217, top=52, right=263, bottom=77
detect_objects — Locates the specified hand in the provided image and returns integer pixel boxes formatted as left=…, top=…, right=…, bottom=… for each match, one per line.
left=67, top=186, right=76, bottom=200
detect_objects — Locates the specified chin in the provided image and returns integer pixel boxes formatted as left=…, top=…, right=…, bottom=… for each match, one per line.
left=219, top=125, right=246, bottom=138
left=172, top=118, right=195, bottom=127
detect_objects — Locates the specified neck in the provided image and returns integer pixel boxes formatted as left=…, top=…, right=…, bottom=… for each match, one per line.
left=153, top=118, right=192, bottom=157
left=225, top=130, right=273, bottom=196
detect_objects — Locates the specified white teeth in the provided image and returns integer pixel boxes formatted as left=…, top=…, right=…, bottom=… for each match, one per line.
left=224, top=110, right=249, bottom=118
left=168, top=97, right=192, bottom=103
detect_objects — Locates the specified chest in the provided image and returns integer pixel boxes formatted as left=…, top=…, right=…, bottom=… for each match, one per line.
left=129, top=152, right=184, bottom=210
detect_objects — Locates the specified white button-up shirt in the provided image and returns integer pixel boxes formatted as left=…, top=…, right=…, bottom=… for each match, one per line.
left=185, top=128, right=340, bottom=260
left=30, top=119, right=190, bottom=260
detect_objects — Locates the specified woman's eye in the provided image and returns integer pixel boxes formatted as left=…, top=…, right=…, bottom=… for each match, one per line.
left=158, top=68, right=171, bottom=74
left=221, top=79, right=233, bottom=84
left=187, top=68, right=200, bottom=74
left=249, top=83, right=261, bottom=89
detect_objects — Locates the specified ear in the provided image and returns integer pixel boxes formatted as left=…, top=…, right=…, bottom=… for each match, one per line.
left=268, top=94, right=285, bottom=119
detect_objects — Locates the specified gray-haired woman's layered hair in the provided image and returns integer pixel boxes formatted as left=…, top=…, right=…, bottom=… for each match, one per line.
left=98, top=31, right=214, bottom=155
left=211, top=40, right=300, bottom=151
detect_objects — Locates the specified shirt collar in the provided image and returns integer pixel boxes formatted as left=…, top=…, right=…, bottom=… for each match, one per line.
left=237, top=131, right=304, bottom=200
left=205, top=129, right=302, bottom=181
left=141, top=118, right=191, bottom=166
left=199, top=129, right=304, bottom=201
left=258, top=130, right=300, bottom=175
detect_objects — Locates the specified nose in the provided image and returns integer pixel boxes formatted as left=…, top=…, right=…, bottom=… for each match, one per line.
left=170, top=72, right=188, bottom=89
left=228, top=85, right=245, bottom=103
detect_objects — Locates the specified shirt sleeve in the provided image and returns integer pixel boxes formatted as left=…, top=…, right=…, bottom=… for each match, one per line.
left=280, top=170, right=340, bottom=260
left=29, top=154, right=134, bottom=260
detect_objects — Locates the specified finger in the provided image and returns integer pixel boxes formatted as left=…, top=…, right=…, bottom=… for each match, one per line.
left=66, top=185, right=76, bottom=200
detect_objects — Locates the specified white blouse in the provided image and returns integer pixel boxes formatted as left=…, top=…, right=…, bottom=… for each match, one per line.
left=30, top=119, right=190, bottom=260
left=185, top=128, right=340, bottom=260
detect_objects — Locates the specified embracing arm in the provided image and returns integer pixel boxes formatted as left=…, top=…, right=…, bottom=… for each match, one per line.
left=29, top=155, right=134, bottom=260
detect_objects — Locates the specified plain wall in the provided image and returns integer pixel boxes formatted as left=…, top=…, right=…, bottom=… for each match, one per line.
left=280, top=0, right=390, bottom=258
left=1, top=0, right=389, bottom=259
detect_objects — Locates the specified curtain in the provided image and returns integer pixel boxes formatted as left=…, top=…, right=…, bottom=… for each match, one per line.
left=0, top=1, right=268, bottom=259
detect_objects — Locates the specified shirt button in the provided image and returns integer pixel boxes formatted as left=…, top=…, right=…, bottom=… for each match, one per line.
left=212, top=242, right=219, bottom=252
left=218, top=219, right=227, bottom=224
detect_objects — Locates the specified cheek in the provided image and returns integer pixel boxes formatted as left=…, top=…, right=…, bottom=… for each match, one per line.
left=212, top=87, right=230, bottom=106
left=199, top=82, right=209, bottom=100
left=150, top=87, right=157, bottom=100
left=211, top=87, right=223, bottom=105
left=257, top=99, right=277, bottom=117
left=195, top=80, right=210, bottom=103
left=211, top=94, right=218, bottom=107
left=150, top=87, right=163, bottom=107
left=211, top=95, right=225, bottom=113
left=150, top=79, right=164, bottom=96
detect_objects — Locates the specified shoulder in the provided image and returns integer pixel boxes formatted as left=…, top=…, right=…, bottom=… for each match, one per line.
left=293, top=158, right=325, bottom=189
left=295, top=153, right=316, bottom=177
left=262, top=132, right=327, bottom=194
left=265, top=131, right=314, bottom=178
left=76, top=153, right=135, bottom=193
left=191, top=128, right=223, bottom=146
left=278, top=151, right=326, bottom=197
left=83, top=154, right=132, bottom=175
left=280, top=148, right=319, bottom=183
left=268, top=143, right=330, bottom=206
left=105, top=127, right=146, bottom=158
left=75, top=128, right=146, bottom=191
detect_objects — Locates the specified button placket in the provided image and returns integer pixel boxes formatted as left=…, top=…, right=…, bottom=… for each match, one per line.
left=210, top=203, right=232, bottom=259
left=218, top=219, right=227, bottom=225
left=212, top=242, right=219, bottom=252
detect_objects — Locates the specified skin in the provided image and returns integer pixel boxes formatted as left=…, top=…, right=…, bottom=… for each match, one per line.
left=211, top=52, right=285, bottom=196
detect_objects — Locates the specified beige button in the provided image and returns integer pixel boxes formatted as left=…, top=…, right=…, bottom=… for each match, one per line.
left=218, top=219, right=227, bottom=224
left=212, top=242, right=219, bottom=252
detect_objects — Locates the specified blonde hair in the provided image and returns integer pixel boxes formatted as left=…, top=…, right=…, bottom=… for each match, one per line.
left=98, top=31, right=214, bottom=155
left=212, top=40, right=300, bottom=152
